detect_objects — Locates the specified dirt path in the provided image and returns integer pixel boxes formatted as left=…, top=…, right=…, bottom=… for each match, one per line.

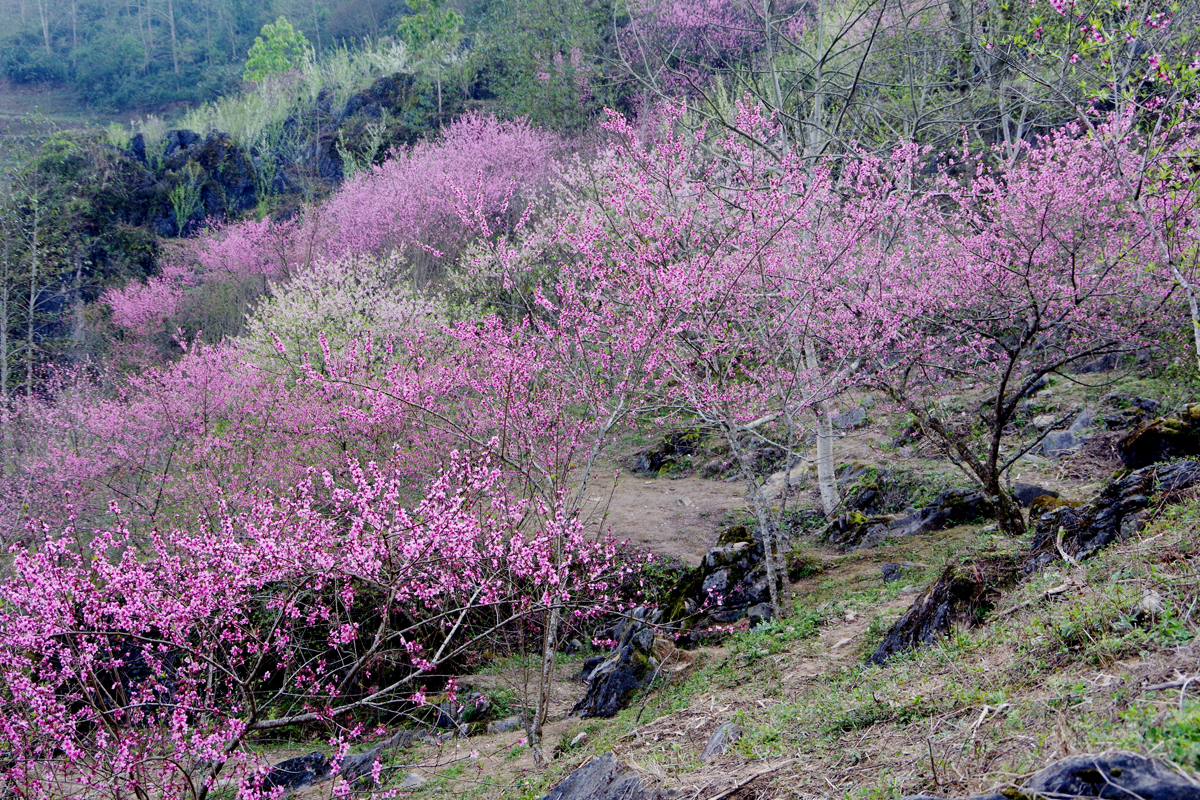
left=579, top=473, right=749, bottom=566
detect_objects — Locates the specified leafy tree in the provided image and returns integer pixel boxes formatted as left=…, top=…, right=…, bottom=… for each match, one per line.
left=396, top=0, right=463, bottom=50
left=242, top=16, right=313, bottom=81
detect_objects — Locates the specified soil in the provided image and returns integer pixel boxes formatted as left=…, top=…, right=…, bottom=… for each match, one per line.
left=579, top=472, right=749, bottom=566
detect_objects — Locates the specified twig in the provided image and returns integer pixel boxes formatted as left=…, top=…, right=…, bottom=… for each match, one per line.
left=1145, top=676, right=1197, bottom=692
left=995, top=581, right=1071, bottom=619
left=703, top=760, right=796, bottom=800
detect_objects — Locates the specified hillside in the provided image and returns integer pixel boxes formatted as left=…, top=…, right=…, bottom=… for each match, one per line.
left=245, top=375, right=1200, bottom=799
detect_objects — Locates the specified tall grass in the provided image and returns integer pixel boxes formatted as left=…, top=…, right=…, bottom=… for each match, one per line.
left=132, top=39, right=413, bottom=156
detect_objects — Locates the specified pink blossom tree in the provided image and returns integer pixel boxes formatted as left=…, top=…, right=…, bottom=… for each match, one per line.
left=0, top=451, right=630, bottom=799
left=855, top=124, right=1178, bottom=535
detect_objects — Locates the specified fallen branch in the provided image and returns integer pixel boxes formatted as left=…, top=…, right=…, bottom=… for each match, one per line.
left=1145, top=677, right=1197, bottom=692
left=994, top=581, right=1072, bottom=619
left=702, top=759, right=796, bottom=800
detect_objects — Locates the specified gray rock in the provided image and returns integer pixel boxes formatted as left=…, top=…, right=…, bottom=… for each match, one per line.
left=1026, top=752, right=1200, bottom=800
left=399, top=773, right=427, bottom=790
left=1030, top=459, right=1200, bottom=564
left=1042, top=430, right=1084, bottom=459
left=573, top=613, right=659, bottom=718
left=832, top=406, right=868, bottom=429
left=261, top=752, right=332, bottom=792
left=829, top=487, right=994, bottom=551
left=900, top=752, right=1200, bottom=800
left=746, top=603, right=773, bottom=627
left=1077, top=352, right=1123, bottom=373
left=701, top=568, right=730, bottom=596
left=1031, top=414, right=1058, bottom=430
left=1069, top=405, right=1096, bottom=434
left=1012, top=482, right=1058, bottom=506
left=701, top=721, right=742, bottom=762
left=487, top=715, right=526, bottom=735
left=543, top=754, right=671, bottom=800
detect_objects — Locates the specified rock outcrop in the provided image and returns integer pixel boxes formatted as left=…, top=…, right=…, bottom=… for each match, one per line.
left=1118, top=405, right=1200, bottom=469
left=662, top=525, right=780, bottom=643
left=574, top=608, right=663, bottom=718
left=901, top=752, right=1200, bottom=800
left=868, top=553, right=1023, bottom=665
left=828, top=488, right=994, bottom=550
left=873, top=460, right=1200, bottom=664
left=1028, top=459, right=1200, bottom=568
left=630, top=431, right=700, bottom=475
left=543, top=754, right=672, bottom=800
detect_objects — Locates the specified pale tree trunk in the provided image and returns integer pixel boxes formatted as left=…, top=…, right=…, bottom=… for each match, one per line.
left=804, top=338, right=839, bottom=516
left=311, top=0, right=323, bottom=54
left=25, top=198, right=39, bottom=400
left=37, top=0, right=51, bottom=53
left=165, top=0, right=180, bottom=74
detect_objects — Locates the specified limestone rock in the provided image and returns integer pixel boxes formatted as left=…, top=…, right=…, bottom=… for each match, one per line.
left=1118, top=405, right=1200, bottom=468
left=543, top=754, right=672, bottom=800
left=868, top=553, right=1023, bottom=665
left=701, top=722, right=742, bottom=762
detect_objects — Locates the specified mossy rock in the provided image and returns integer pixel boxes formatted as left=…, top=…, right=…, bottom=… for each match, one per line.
left=1118, top=410, right=1200, bottom=469
left=1030, top=495, right=1084, bottom=516
left=717, top=524, right=754, bottom=546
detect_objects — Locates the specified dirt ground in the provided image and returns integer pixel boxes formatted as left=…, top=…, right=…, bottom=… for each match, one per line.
left=579, top=471, right=749, bottom=566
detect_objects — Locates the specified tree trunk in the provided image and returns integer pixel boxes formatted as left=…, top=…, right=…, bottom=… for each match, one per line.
left=805, top=339, right=839, bottom=515
left=25, top=198, right=39, bottom=399
left=528, top=603, right=559, bottom=766
left=1, top=237, right=12, bottom=479
left=730, top=431, right=791, bottom=619
left=37, top=0, right=51, bottom=53
left=311, top=0, right=323, bottom=55
left=166, top=0, right=180, bottom=74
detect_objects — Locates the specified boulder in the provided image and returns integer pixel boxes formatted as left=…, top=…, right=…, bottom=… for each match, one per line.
left=746, top=603, right=773, bottom=628
left=630, top=431, right=700, bottom=476
left=701, top=722, right=742, bottom=762
left=544, top=754, right=672, bottom=800
left=573, top=610, right=661, bottom=718
left=274, top=729, right=434, bottom=792
left=343, top=73, right=418, bottom=120
left=831, top=406, right=868, bottom=429
left=868, top=553, right=1023, bottom=665
left=1042, top=430, right=1084, bottom=459
left=163, top=128, right=202, bottom=159
left=662, top=526, right=779, bottom=643
left=877, top=461, right=1200, bottom=665
left=486, top=715, right=526, bottom=735
left=901, top=752, right=1200, bottom=800
left=829, top=488, right=993, bottom=550
left=1029, top=459, right=1200, bottom=568
left=1077, top=352, right=1123, bottom=374
left=838, top=468, right=925, bottom=517
left=398, top=773, right=427, bottom=790
left=1025, top=752, right=1200, bottom=799
left=261, top=752, right=333, bottom=792
left=880, top=562, right=927, bottom=583
left=1012, top=482, right=1059, bottom=506
left=1118, top=405, right=1200, bottom=468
